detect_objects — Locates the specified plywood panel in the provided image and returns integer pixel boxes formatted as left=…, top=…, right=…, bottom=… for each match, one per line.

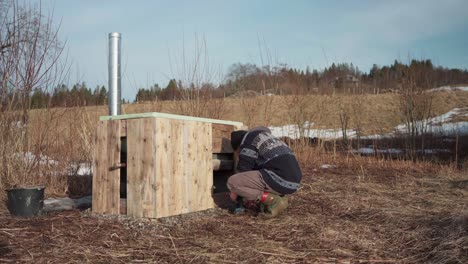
left=126, top=117, right=214, bottom=218
left=92, top=120, right=120, bottom=215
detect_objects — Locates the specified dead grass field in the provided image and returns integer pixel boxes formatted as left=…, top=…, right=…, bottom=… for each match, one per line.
left=0, top=92, right=467, bottom=263
left=1, top=91, right=467, bottom=198
left=30, top=91, right=468, bottom=137
left=0, top=152, right=466, bottom=263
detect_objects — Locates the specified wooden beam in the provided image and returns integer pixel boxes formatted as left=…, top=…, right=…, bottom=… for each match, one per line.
left=100, top=112, right=243, bottom=127
left=92, top=120, right=121, bottom=215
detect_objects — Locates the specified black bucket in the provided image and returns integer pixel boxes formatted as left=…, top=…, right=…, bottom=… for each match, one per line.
left=6, top=186, right=45, bottom=217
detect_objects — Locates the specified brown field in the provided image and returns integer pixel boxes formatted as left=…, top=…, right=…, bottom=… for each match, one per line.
left=0, top=152, right=466, bottom=263
left=2, top=91, right=468, bottom=196
left=0, top=92, right=467, bottom=263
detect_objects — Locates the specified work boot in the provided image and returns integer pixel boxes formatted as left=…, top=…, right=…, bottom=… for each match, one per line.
left=259, top=192, right=288, bottom=218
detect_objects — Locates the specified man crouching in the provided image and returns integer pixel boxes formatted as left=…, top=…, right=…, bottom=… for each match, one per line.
left=227, top=126, right=302, bottom=218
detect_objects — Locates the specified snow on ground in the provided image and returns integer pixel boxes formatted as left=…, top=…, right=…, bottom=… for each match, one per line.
left=426, top=86, right=468, bottom=92
left=269, top=121, right=356, bottom=139
left=69, top=163, right=93, bottom=176
left=353, top=147, right=450, bottom=156
left=269, top=107, right=468, bottom=141
left=18, top=152, right=59, bottom=166
left=269, top=107, right=467, bottom=158
left=353, top=148, right=404, bottom=155
left=17, top=152, right=92, bottom=176
left=394, top=107, right=468, bottom=136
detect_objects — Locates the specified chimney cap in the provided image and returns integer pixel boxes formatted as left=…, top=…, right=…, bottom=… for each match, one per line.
left=109, top=32, right=121, bottom=38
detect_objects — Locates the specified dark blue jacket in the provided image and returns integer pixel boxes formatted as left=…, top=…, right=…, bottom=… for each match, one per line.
left=237, top=127, right=302, bottom=194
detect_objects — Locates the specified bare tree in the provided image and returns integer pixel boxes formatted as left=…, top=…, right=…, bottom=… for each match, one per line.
left=167, top=34, right=226, bottom=119
left=399, top=67, right=434, bottom=158
left=0, top=0, right=68, bottom=188
left=337, top=96, right=350, bottom=146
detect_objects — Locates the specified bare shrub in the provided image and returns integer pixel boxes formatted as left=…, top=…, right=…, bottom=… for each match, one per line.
left=337, top=96, right=351, bottom=146
left=400, top=69, right=434, bottom=158
left=0, top=0, right=68, bottom=194
left=350, top=95, right=365, bottom=149
left=167, top=34, right=226, bottom=119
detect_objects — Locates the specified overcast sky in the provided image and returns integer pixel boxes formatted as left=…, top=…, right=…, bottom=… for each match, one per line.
left=36, top=0, right=468, bottom=100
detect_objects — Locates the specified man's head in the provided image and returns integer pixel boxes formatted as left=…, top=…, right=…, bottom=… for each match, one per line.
left=230, top=130, right=247, bottom=151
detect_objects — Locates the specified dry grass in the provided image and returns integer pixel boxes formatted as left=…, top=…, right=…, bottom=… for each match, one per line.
left=1, top=91, right=466, bottom=199
left=119, top=91, right=468, bottom=133
left=0, top=149, right=466, bottom=263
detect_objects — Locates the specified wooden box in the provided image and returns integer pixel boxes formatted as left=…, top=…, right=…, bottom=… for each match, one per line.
left=92, top=112, right=242, bottom=218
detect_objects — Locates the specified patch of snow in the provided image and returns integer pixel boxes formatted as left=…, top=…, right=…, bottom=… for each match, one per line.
left=269, top=122, right=356, bottom=140
left=17, top=152, right=58, bottom=166
left=355, top=148, right=375, bottom=155
left=417, top=149, right=451, bottom=154
left=270, top=107, right=467, bottom=141
left=382, top=149, right=404, bottom=154
left=354, top=147, right=403, bottom=155
left=69, top=163, right=93, bottom=176
left=368, top=108, right=468, bottom=139
left=426, top=86, right=468, bottom=93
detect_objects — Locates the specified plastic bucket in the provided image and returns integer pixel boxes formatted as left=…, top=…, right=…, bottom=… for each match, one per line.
left=6, top=186, right=45, bottom=217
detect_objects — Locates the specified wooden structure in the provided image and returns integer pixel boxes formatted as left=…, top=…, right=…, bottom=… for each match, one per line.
left=92, top=112, right=243, bottom=218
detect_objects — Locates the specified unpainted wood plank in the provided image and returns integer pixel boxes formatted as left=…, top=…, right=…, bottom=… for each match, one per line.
left=126, top=118, right=140, bottom=217
left=154, top=117, right=173, bottom=218
left=127, top=118, right=158, bottom=218
left=124, top=117, right=216, bottom=218
left=212, top=138, right=234, bottom=153
left=142, top=117, right=158, bottom=218
left=199, top=122, right=214, bottom=210
left=187, top=120, right=199, bottom=211
left=120, top=119, right=127, bottom=137
left=100, top=112, right=243, bottom=127
left=211, top=124, right=234, bottom=137
left=92, top=121, right=107, bottom=214
left=107, top=120, right=121, bottom=215
left=212, top=124, right=236, bottom=153
left=183, top=120, right=192, bottom=214
left=92, top=120, right=120, bottom=215
left=170, top=119, right=187, bottom=215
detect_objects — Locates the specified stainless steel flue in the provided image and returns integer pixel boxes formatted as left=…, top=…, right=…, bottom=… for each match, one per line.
left=108, top=32, right=121, bottom=116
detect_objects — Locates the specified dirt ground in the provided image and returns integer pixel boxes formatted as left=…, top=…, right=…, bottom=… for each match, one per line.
left=0, top=163, right=467, bottom=263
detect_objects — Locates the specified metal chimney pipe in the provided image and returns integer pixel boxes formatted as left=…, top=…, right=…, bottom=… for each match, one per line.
left=108, top=32, right=121, bottom=116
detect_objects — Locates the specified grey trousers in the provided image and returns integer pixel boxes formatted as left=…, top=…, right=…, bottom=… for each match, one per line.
left=226, top=170, right=281, bottom=201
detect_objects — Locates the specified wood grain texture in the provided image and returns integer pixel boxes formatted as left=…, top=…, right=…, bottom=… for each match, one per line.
left=212, top=124, right=236, bottom=153
left=92, top=120, right=121, bottom=215
left=126, top=118, right=158, bottom=218
left=95, top=116, right=216, bottom=218
left=155, top=118, right=213, bottom=218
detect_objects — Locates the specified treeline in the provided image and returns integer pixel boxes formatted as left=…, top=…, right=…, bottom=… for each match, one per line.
left=29, top=83, right=110, bottom=109
left=25, top=59, right=468, bottom=108
left=134, top=59, right=468, bottom=102
left=220, top=59, right=468, bottom=96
